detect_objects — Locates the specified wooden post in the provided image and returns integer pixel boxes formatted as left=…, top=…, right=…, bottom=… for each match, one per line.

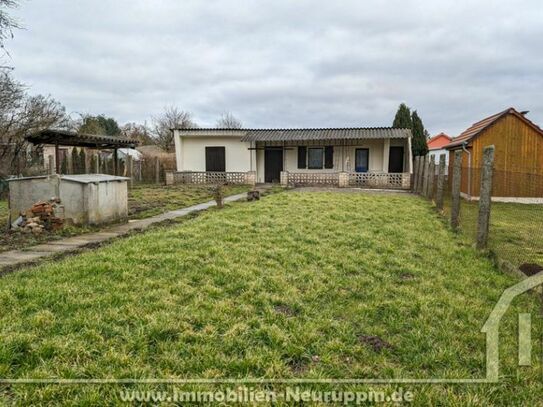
left=155, top=157, right=160, bottom=184
left=427, top=157, right=435, bottom=200
left=94, top=154, right=99, bottom=174
left=83, top=150, right=89, bottom=174
left=421, top=155, right=429, bottom=196
left=66, top=151, right=72, bottom=174
left=113, top=149, right=118, bottom=176
left=451, top=150, right=462, bottom=231
left=476, top=145, right=495, bottom=250
left=417, top=156, right=423, bottom=192
left=54, top=142, right=60, bottom=174
left=412, top=156, right=420, bottom=192
left=417, top=155, right=426, bottom=194
left=127, top=154, right=133, bottom=188
left=435, top=154, right=446, bottom=210
left=48, top=155, right=54, bottom=175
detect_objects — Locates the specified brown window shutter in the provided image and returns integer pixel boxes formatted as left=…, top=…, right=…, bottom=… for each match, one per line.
left=324, top=146, right=334, bottom=169
left=298, top=146, right=307, bottom=169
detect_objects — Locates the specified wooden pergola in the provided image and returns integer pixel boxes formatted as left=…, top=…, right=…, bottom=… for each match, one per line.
left=26, top=129, right=139, bottom=175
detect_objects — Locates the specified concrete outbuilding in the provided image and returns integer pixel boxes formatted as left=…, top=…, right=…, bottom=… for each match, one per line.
left=8, top=174, right=129, bottom=226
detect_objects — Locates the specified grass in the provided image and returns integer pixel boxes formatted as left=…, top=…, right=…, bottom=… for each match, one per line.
left=0, top=200, right=7, bottom=230
left=442, top=196, right=543, bottom=268
left=0, top=191, right=541, bottom=404
left=127, top=183, right=251, bottom=219
left=0, top=184, right=252, bottom=252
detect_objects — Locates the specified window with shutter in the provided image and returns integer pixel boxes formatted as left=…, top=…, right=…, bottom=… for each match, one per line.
left=324, top=146, right=334, bottom=169
left=297, top=146, right=307, bottom=169
left=205, top=147, right=226, bottom=171
left=308, top=148, right=324, bottom=169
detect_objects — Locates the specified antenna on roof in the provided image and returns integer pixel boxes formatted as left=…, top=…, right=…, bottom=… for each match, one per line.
left=520, top=110, right=530, bottom=116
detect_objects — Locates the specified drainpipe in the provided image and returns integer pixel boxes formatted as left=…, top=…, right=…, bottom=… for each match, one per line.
left=461, top=141, right=471, bottom=198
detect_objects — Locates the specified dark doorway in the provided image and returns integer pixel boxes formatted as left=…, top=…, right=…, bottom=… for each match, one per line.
left=205, top=147, right=225, bottom=172
left=355, top=148, right=369, bottom=172
left=264, top=148, right=283, bottom=183
left=388, top=146, right=404, bottom=173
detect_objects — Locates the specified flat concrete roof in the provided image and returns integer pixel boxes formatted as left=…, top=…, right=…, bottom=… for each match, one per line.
left=7, top=174, right=129, bottom=184
left=61, top=174, right=130, bottom=184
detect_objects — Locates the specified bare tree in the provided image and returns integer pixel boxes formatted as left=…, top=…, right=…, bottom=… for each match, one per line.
left=0, top=0, right=20, bottom=67
left=152, top=106, right=196, bottom=152
left=216, top=112, right=243, bottom=129
left=0, top=72, right=67, bottom=177
left=121, top=122, right=154, bottom=145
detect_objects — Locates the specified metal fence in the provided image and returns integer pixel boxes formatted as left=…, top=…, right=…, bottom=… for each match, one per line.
left=413, top=150, right=543, bottom=274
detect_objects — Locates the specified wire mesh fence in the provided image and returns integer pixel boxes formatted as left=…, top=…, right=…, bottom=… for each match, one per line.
left=415, top=153, right=543, bottom=273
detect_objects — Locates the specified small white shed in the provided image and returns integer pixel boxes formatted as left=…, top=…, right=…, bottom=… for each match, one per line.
left=8, top=174, right=129, bottom=226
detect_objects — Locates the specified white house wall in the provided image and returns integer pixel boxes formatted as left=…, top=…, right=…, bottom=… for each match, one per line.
left=429, top=148, right=449, bottom=165
left=174, top=133, right=411, bottom=183
left=177, top=136, right=252, bottom=172
left=283, top=139, right=410, bottom=173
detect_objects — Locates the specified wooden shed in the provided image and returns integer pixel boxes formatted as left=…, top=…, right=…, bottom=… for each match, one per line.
left=445, top=108, right=543, bottom=200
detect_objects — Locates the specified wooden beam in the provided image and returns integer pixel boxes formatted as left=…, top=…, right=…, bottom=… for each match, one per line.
left=113, top=148, right=118, bottom=176
left=55, top=141, right=60, bottom=174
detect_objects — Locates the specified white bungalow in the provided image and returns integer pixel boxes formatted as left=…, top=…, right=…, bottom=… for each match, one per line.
left=170, top=127, right=413, bottom=189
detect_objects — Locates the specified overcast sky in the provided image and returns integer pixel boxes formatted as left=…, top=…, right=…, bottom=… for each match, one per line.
left=7, top=0, right=543, bottom=135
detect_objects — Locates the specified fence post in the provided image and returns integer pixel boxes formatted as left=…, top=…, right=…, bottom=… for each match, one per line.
left=422, top=155, right=429, bottom=196
left=415, top=155, right=424, bottom=194
left=412, top=156, right=420, bottom=192
left=476, top=145, right=495, bottom=250
left=48, top=155, right=55, bottom=175
left=155, top=157, right=161, bottom=184
left=425, top=157, right=433, bottom=199
left=418, top=155, right=426, bottom=194
left=435, top=154, right=446, bottom=210
left=451, top=150, right=462, bottom=231
left=68, top=152, right=74, bottom=174
left=165, top=170, right=174, bottom=186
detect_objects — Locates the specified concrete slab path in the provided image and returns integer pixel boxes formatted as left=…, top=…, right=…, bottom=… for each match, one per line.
left=0, top=191, right=251, bottom=273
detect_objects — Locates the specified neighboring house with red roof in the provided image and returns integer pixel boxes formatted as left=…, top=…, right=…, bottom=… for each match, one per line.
left=427, top=132, right=452, bottom=166
left=445, top=108, right=543, bottom=201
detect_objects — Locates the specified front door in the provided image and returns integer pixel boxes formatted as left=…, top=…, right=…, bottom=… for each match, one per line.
left=388, top=146, right=404, bottom=173
left=264, top=148, right=283, bottom=183
left=355, top=148, right=369, bottom=172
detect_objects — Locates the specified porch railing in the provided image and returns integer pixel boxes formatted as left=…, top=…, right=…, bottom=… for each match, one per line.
left=287, top=172, right=339, bottom=187
left=167, top=171, right=253, bottom=185
left=166, top=170, right=411, bottom=189
left=348, top=172, right=410, bottom=189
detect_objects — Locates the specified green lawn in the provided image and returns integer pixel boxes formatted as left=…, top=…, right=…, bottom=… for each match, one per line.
left=442, top=197, right=543, bottom=269
left=128, top=183, right=251, bottom=219
left=0, top=192, right=541, bottom=404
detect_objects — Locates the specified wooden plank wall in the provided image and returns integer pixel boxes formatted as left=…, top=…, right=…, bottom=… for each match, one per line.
left=448, top=113, right=543, bottom=197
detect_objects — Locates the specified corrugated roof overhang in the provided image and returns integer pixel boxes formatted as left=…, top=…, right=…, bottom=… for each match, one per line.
left=26, top=129, right=139, bottom=149
left=240, top=128, right=411, bottom=142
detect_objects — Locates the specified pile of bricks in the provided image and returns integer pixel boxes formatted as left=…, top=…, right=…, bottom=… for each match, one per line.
left=12, top=200, right=64, bottom=235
